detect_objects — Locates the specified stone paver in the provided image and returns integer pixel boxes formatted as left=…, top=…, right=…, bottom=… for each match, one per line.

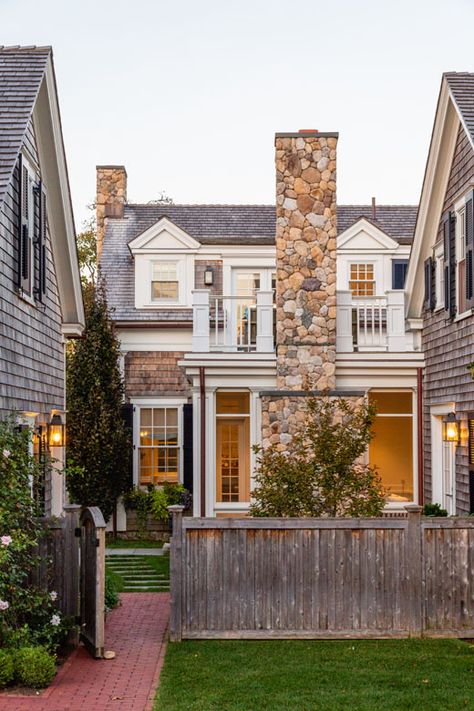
left=0, top=593, right=170, bottom=711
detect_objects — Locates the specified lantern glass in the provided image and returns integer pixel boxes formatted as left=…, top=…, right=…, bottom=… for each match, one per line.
left=443, top=414, right=459, bottom=443
left=204, top=268, right=213, bottom=286
left=48, top=415, right=65, bottom=448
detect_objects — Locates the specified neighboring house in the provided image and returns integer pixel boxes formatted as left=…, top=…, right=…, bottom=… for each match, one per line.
left=0, top=46, right=84, bottom=515
left=99, top=132, right=423, bottom=520
left=406, top=72, right=474, bottom=515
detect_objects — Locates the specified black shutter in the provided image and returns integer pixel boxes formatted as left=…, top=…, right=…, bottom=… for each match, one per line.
left=466, top=192, right=474, bottom=310
left=424, top=257, right=433, bottom=309
left=182, top=403, right=193, bottom=493
left=120, top=403, right=134, bottom=488
left=19, top=158, right=30, bottom=293
left=469, top=471, right=474, bottom=515
left=443, top=212, right=456, bottom=317
left=33, top=180, right=47, bottom=302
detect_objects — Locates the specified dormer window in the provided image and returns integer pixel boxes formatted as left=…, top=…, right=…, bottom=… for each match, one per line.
left=151, top=261, right=179, bottom=302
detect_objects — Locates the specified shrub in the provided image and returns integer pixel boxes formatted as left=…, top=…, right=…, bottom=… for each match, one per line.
left=250, top=395, right=386, bottom=518
left=423, top=502, right=448, bottom=517
left=124, top=483, right=192, bottom=527
left=14, top=646, right=56, bottom=688
left=105, top=569, right=120, bottom=611
left=0, top=649, right=14, bottom=687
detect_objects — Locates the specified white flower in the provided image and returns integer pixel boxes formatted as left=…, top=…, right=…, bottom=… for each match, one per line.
left=50, top=614, right=61, bottom=626
left=49, top=591, right=58, bottom=602
left=2, top=450, right=10, bottom=459
left=0, top=600, right=9, bottom=611
left=1, top=535, right=12, bottom=547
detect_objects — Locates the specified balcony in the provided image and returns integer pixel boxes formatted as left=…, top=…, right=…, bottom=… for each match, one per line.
left=336, top=290, right=416, bottom=353
left=192, top=290, right=275, bottom=353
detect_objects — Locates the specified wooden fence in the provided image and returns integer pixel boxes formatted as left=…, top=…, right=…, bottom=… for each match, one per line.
left=168, top=505, right=474, bottom=641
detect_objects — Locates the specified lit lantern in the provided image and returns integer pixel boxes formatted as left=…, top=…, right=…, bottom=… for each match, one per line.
left=204, top=267, right=214, bottom=286
left=48, top=414, right=65, bottom=448
left=443, top=413, right=459, bottom=443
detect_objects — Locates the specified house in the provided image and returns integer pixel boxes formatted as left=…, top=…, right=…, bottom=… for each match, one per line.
left=0, top=46, right=84, bottom=515
left=99, top=132, right=422, bottom=521
left=406, top=72, right=474, bottom=515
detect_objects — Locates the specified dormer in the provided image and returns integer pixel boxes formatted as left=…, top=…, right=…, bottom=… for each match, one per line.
left=128, top=217, right=200, bottom=308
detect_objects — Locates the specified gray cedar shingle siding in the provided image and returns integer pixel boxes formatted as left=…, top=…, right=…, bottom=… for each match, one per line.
left=422, top=123, right=474, bottom=513
left=102, top=204, right=416, bottom=322
left=0, top=46, right=50, bottom=207
left=125, top=352, right=188, bottom=398
left=0, top=62, right=64, bottom=419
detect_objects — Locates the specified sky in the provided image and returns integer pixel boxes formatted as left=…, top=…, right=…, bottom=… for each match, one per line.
left=2, top=0, right=474, bottom=228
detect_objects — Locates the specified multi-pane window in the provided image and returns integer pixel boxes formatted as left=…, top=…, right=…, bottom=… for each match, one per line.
left=349, top=264, right=375, bottom=297
left=457, top=208, right=467, bottom=314
left=216, top=391, right=250, bottom=503
left=139, top=407, right=179, bottom=485
left=151, top=262, right=178, bottom=301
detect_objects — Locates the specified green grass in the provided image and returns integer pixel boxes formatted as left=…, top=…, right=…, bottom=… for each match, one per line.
left=154, top=638, right=474, bottom=711
left=106, top=538, right=164, bottom=549
left=105, top=566, right=124, bottom=593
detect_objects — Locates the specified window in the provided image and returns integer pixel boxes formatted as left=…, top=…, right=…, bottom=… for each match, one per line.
left=151, top=262, right=178, bottom=302
left=349, top=264, right=375, bottom=297
left=216, top=391, right=250, bottom=503
left=392, top=260, right=408, bottom=290
left=138, top=406, right=180, bottom=485
left=368, top=391, right=414, bottom=503
left=457, top=207, right=467, bottom=314
left=435, top=245, right=444, bottom=309
left=18, top=155, right=47, bottom=303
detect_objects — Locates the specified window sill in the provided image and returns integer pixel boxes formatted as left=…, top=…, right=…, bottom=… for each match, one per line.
left=453, top=310, right=473, bottom=323
left=18, top=289, right=36, bottom=308
left=137, top=303, right=189, bottom=310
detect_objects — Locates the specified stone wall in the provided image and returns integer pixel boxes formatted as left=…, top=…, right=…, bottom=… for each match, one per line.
left=263, top=131, right=338, bottom=450
left=96, top=165, right=127, bottom=258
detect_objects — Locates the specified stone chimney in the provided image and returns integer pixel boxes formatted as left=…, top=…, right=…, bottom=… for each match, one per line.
left=262, top=130, right=338, bottom=450
left=96, top=165, right=127, bottom=258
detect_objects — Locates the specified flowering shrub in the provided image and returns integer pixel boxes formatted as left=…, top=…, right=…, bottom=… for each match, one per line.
left=0, top=420, right=66, bottom=654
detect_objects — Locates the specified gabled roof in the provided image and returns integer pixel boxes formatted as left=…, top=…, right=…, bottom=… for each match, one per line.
left=445, top=72, right=474, bottom=150
left=0, top=45, right=84, bottom=332
left=337, top=206, right=417, bottom=244
left=405, top=72, right=474, bottom=319
left=0, top=46, right=50, bottom=206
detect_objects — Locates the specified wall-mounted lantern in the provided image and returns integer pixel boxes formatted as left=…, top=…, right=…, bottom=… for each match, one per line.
left=204, top=266, right=214, bottom=287
left=48, top=413, right=65, bottom=448
left=443, top=412, right=459, bottom=444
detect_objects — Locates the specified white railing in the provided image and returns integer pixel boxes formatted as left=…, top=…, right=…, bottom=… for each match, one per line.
left=192, top=290, right=275, bottom=353
left=337, top=290, right=409, bottom=353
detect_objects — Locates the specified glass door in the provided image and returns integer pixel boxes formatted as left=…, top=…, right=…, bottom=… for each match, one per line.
left=442, top=441, right=456, bottom=514
left=215, top=392, right=250, bottom=503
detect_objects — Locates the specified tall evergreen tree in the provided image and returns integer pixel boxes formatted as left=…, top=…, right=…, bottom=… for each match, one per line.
left=66, top=280, right=130, bottom=522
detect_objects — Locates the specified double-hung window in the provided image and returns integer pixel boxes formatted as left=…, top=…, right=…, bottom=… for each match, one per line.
left=151, top=262, right=179, bottom=302
left=349, top=263, right=375, bottom=297
left=457, top=206, right=467, bottom=314
left=18, top=154, right=47, bottom=303
left=138, top=406, right=180, bottom=485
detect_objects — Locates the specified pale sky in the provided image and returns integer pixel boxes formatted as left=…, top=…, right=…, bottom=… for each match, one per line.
left=3, top=0, right=474, bottom=228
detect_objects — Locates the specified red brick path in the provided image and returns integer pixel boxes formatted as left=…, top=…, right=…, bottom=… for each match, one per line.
left=0, top=593, right=170, bottom=711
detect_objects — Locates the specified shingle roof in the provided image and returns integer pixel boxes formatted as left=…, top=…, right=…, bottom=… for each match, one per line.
left=102, top=202, right=417, bottom=322
left=445, top=72, right=474, bottom=149
left=0, top=46, right=50, bottom=205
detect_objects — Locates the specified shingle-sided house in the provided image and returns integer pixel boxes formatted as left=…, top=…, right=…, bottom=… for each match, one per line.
left=99, top=132, right=422, bottom=522
left=0, top=46, right=84, bottom=515
left=406, top=72, right=474, bottom=515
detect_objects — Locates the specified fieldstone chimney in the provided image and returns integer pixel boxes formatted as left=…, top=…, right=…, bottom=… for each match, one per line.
left=96, top=165, right=127, bottom=258
left=261, top=130, right=338, bottom=450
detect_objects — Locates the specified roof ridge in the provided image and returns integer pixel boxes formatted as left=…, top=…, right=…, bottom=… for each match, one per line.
left=0, top=45, right=51, bottom=52
left=126, top=202, right=276, bottom=208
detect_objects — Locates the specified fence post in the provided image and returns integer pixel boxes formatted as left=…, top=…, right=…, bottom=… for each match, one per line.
left=168, top=505, right=185, bottom=642
left=405, top=504, right=423, bottom=636
left=63, top=504, right=81, bottom=624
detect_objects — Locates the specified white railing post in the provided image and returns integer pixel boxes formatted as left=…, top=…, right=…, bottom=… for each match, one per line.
left=192, top=290, right=210, bottom=352
left=256, top=290, right=274, bottom=352
left=336, top=290, right=354, bottom=352
left=386, top=290, right=406, bottom=351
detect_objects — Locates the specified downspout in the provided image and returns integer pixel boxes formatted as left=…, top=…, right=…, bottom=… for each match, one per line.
left=417, top=367, right=424, bottom=506
left=199, top=367, right=206, bottom=517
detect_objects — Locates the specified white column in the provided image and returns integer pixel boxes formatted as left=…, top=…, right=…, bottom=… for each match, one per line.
left=256, top=290, right=274, bottom=352
left=336, top=290, right=354, bottom=353
left=192, top=290, right=210, bottom=352
left=386, top=290, right=407, bottom=351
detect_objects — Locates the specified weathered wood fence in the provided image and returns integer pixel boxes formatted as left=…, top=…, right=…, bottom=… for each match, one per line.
left=168, top=505, right=474, bottom=640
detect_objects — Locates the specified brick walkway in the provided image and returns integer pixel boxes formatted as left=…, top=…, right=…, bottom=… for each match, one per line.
left=0, top=593, right=170, bottom=711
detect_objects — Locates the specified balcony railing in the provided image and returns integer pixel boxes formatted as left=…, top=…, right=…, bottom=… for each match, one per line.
left=336, top=290, right=412, bottom=353
left=192, top=290, right=275, bottom=353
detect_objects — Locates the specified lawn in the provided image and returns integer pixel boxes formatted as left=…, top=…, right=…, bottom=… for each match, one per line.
left=154, top=638, right=474, bottom=711
left=105, top=538, right=164, bottom=548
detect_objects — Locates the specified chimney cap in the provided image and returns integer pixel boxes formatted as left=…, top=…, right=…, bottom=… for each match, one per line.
left=298, top=128, right=318, bottom=133
left=275, top=131, right=339, bottom=139
left=96, top=165, right=127, bottom=176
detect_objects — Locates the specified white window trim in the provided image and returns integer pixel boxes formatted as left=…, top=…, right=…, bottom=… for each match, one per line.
left=434, top=241, right=444, bottom=312
left=131, top=397, right=187, bottom=487
left=455, top=194, right=470, bottom=319
left=430, top=402, right=456, bottom=510
left=150, top=259, right=180, bottom=304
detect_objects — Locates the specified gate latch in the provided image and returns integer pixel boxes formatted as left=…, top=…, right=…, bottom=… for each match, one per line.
left=74, top=527, right=81, bottom=538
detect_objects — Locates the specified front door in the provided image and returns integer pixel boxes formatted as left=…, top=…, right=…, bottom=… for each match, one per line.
left=216, top=418, right=250, bottom=503
left=442, top=441, right=456, bottom=514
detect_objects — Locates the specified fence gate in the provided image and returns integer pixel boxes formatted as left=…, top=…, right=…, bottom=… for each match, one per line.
left=80, top=507, right=106, bottom=658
